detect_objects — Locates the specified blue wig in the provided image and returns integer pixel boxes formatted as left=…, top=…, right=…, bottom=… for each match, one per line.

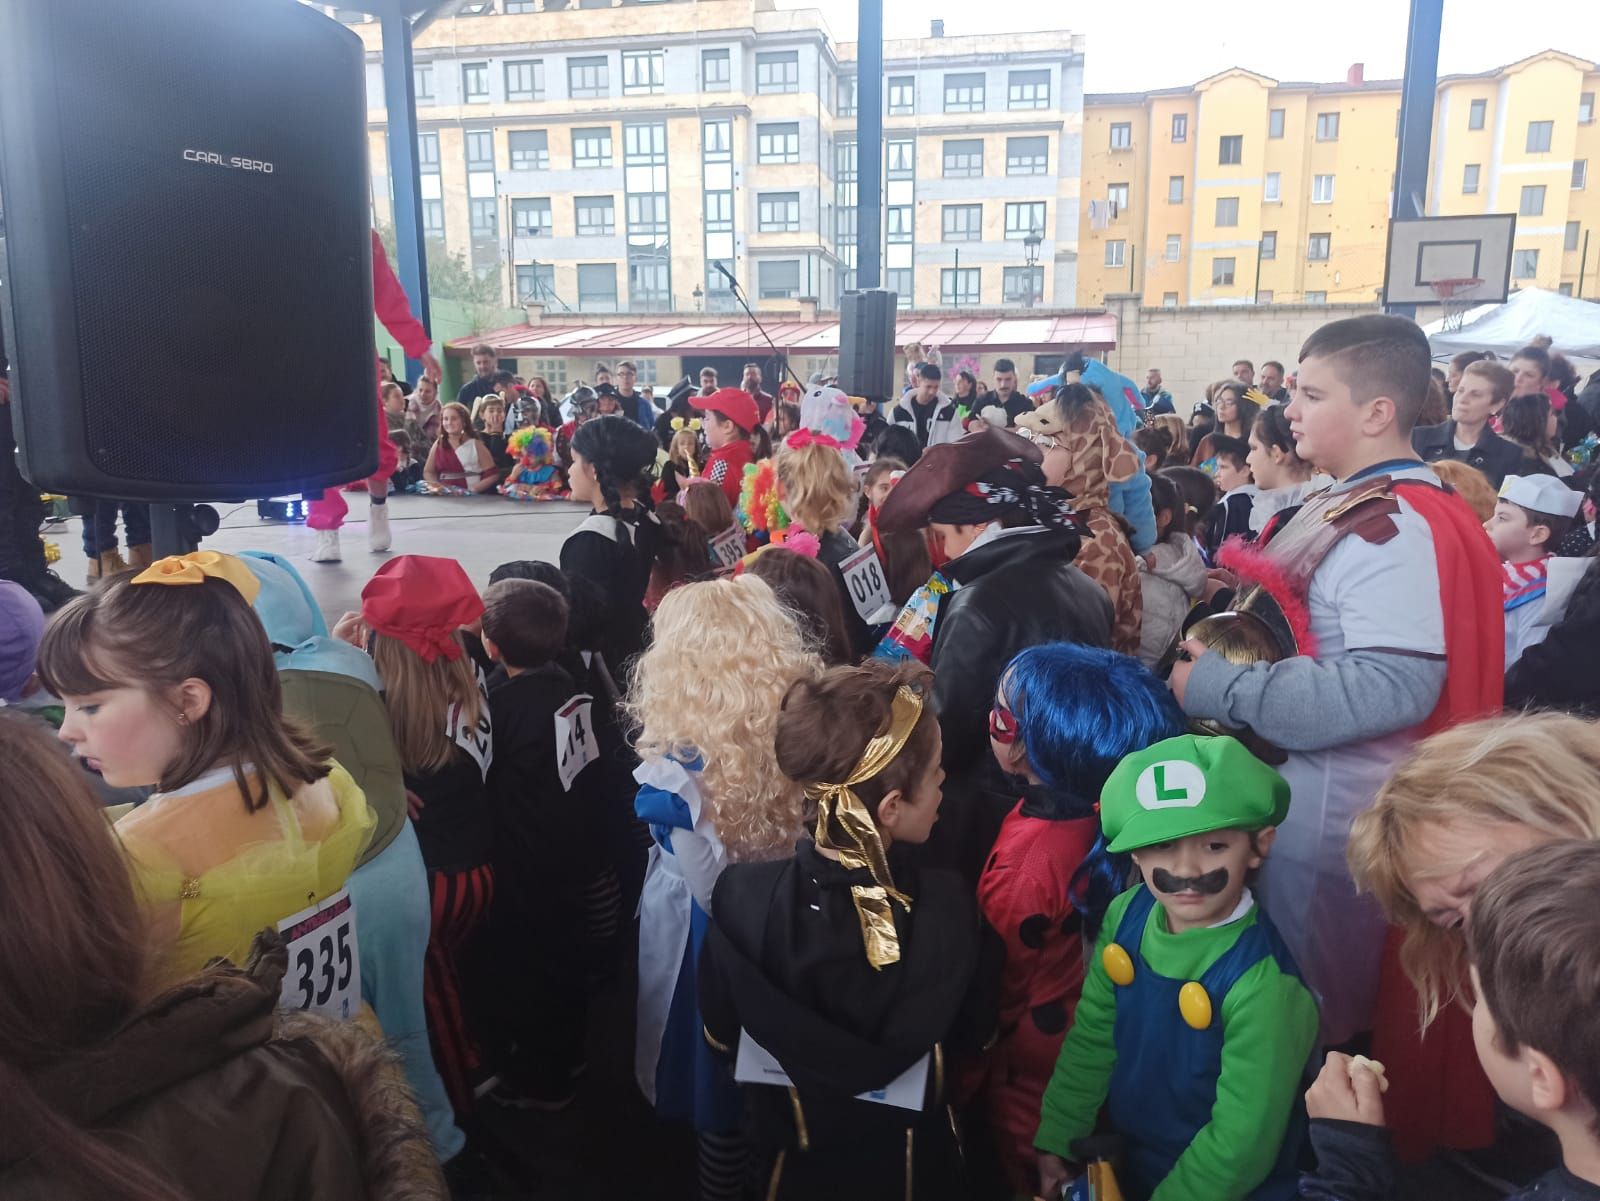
left=1002, top=643, right=1185, bottom=934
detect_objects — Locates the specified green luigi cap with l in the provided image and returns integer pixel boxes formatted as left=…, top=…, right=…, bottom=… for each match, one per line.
left=1101, top=734, right=1290, bottom=854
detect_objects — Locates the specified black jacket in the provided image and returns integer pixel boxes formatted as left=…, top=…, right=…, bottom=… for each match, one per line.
left=1506, top=555, right=1600, bottom=715
left=1412, top=420, right=1527, bottom=489
left=971, top=390, right=1033, bottom=427
left=559, top=507, right=660, bottom=683
left=925, top=526, right=1114, bottom=881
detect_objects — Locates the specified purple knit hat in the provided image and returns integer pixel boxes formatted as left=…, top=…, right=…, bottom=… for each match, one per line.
left=0, top=581, right=46, bottom=702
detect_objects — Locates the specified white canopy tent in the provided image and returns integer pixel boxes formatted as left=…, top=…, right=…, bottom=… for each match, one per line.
left=1424, top=287, right=1600, bottom=365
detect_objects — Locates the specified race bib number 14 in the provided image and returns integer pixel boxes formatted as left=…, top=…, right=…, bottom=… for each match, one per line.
left=277, top=888, right=361, bottom=1021
left=556, top=694, right=600, bottom=792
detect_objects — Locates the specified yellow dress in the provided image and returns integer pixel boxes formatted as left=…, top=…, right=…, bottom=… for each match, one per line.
left=113, top=761, right=376, bottom=984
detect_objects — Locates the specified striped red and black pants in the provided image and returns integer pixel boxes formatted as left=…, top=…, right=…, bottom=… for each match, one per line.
left=423, top=863, right=495, bottom=1116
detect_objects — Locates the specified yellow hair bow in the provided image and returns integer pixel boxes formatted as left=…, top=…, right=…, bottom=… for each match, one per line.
left=131, top=550, right=261, bottom=604
left=671, top=416, right=702, bottom=433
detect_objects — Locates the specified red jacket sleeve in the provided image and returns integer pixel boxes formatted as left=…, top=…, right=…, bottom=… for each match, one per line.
left=370, top=229, right=432, bottom=360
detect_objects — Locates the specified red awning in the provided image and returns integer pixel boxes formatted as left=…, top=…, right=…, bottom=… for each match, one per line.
left=446, top=312, right=1117, bottom=357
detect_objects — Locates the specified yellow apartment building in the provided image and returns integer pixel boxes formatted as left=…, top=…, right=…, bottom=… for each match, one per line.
left=1079, top=51, right=1600, bottom=307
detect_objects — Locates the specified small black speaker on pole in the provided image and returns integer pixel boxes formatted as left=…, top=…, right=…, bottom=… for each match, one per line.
left=0, top=0, right=376, bottom=502
left=837, top=288, right=897, bottom=403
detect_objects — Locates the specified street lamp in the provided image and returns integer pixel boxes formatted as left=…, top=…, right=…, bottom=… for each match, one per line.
left=1023, top=228, right=1043, bottom=308
left=692, top=284, right=704, bottom=312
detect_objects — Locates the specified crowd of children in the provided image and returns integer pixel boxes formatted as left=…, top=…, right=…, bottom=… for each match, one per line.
left=6, top=311, right=1600, bottom=1201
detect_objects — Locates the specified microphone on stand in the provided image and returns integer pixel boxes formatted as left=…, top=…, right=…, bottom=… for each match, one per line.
left=712, top=262, right=804, bottom=391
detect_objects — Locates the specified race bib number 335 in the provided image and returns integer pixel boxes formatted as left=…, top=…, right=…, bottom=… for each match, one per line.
left=277, top=888, right=361, bottom=1021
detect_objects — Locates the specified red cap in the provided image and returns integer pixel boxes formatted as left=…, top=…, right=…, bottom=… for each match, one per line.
left=691, top=386, right=760, bottom=433
left=360, top=555, right=484, bottom=663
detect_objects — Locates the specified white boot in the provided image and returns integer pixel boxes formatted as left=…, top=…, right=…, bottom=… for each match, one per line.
left=311, top=529, right=342, bottom=563
left=368, top=504, right=391, bottom=553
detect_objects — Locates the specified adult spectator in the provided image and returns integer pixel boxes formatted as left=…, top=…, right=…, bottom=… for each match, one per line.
left=972, top=358, right=1033, bottom=427
left=1231, top=358, right=1254, bottom=385
left=740, top=362, right=774, bottom=424
left=1445, top=350, right=1494, bottom=402
left=890, top=362, right=962, bottom=448
left=594, top=363, right=613, bottom=390
left=697, top=366, right=719, bottom=397
left=1258, top=359, right=1290, bottom=402
left=0, top=352, right=78, bottom=612
left=1412, top=360, right=1525, bottom=489
left=407, top=374, right=443, bottom=444
left=615, top=361, right=657, bottom=429
left=456, top=342, right=500, bottom=411
left=1140, top=368, right=1175, bottom=415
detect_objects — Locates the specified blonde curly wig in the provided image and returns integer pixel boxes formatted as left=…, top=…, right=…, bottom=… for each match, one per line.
left=776, top=440, right=858, bottom=535
left=627, top=574, right=821, bottom=862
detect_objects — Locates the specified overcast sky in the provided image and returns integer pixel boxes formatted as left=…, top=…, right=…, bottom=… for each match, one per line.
left=785, top=0, right=1600, bottom=92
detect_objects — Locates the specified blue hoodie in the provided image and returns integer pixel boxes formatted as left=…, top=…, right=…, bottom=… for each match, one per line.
left=238, top=551, right=382, bottom=692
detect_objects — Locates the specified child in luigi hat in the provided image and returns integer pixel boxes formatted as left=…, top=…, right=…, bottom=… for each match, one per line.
left=1034, top=734, right=1319, bottom=1201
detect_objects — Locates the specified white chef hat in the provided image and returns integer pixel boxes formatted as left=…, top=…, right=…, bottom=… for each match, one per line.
left=1498, top=474, right=1583, bottom=518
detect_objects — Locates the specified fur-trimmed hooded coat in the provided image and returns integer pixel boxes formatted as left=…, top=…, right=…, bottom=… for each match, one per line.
left=0, top=934, right=444, bottom=1201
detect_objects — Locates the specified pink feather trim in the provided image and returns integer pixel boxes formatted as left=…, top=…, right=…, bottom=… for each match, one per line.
left=784, top=530, right=822, bottom=559
left=1216, top=536, right=1318, bottom=657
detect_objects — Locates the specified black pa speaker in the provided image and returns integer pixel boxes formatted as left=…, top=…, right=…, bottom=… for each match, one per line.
left=0, top=0, right=377, bottom=500
left=838, top=288, right=897, bottom=402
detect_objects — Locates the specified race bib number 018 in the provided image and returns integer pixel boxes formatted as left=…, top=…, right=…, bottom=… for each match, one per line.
left=556, top=694, right=600, bottom=792
left=840, top=544, right=894, bottom=624
left=277, top=888, right=361, bottom=1021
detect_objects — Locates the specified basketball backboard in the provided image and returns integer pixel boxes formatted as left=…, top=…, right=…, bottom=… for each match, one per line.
left=1382, top=213, right=1516, bottom=306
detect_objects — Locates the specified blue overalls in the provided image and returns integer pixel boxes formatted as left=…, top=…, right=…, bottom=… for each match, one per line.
left=1102, top=887, right=1305, bottom=1201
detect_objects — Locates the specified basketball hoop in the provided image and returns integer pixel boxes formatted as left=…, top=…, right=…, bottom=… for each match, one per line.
left=1429, top=277, right=1484, bottom=331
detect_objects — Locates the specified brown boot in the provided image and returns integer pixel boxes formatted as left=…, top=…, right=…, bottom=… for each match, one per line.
left=98, top=549, right=129, bottom=577
left=127, top=542, right=155, bottom=571
left=86, top=555, right=102, bottom=586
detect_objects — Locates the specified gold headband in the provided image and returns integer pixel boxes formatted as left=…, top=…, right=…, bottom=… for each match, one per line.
left=807, top=685, right=925, bottom=970
left=130, top=550, right=261, bottom=604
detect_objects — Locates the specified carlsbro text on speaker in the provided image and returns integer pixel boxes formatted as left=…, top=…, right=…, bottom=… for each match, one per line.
left=181, top=149, right=275, bottom=174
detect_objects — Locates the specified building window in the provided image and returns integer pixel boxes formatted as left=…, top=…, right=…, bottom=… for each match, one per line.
left=1567, top=221, right=1582, bottom=252
left=1268, top=108, right=1285, bottom=139
left=1110, top=122, right=1132, bottom=150
left=1257, top=290, right=1274, bottom=303
left=943, top=139, right=984, bottom=178
left=625, top=193, right=668, bottom=236
left=941, top=203, right=982, bottom=242
left=577, top=263, right=618, bottom=312
left=568, top=56, right=609, bottom=100
left=1006, top=136, right=1048, bottom=176
left=509, top=130, right=549, bottom=170
left=1172, top=113, right=1188, bottom=142
left=757, top=122, right=800, bottom=164
left=628, top=255, right=670, bottom=311
left=1212, top=257, right=1236, bottom=286
left=1305, top=291, right=1327, bottom=304
left=839, top=75, right=857, bottom=117
left=1312, top=174, right=1335, bottom=203
left=418, top=131, right=441, bottom=170
left=705, top=190, right=732, bottom=233
left=702, top=48, right=730, bottom=91
left=1003, top=266, right=1043, bottom=304
left=1215, top=196, right=1239, bottom=227
left=1463, top=163, right=1480, bottom=193
left=530, top=358, right=568, bottom=389
left=1520, top=185, right=1546, bottom=217
left=457, top=0, right=492, bottom=14
left=758, top=192, right=801, bottom=232
left=757, top=51, right=800, bottom=94
left=1469, top=98, right=1486, bottom=130
left=1008, top=69, right=1050, bottom=110
left=1105, top=239, right=1126, bottom=268
left=887, top=139, right=915, bottom=177
left=1165, top=234, right=1181, bottom=262
left=944, top=72, right=985, bottom=113
left=572, top=127, right=613, bottom=168
left=886, top=206, right=913, bottom=242
left=1308, top=232, right=1331, bottom=261
left=885, top=267, right=912, bottom=308
left=1265, top=171, right=1281, bottom=202
left=759, top=259, right=801, bottom=299
left=512, top=198, right=551, bottom=237
left=1527, top=120, right=1553, bottom=153
left=1574, top=160, right=1588, bottom=189
left=1107, top=183, right=1129, bottom=213
left=1167, top=176, right=1185, bottom=203
left=466, top=130, right=494, bottom=169
left=422, top=200, right=444, bottom=237
left=1316, top=111, right=1340, bottom=141
left=1560, top=283, right=1575, bottom=296
left=505, top=0, right=536, bottom=10
left=1261, top=230, right=1277, bottom=259
left=1513, top=249, right=1539, bottom=279
left=1219, top=134, right=1242, bottom=165
left=575, top=195, right=615, bottom=236
left=515, top=264, right=554, bottom=303
left=622, top=50, right=665, bottom=95
left=1163, top=292, right=1180, bottom=307
left=703, top=118, right=732, bottom=161
left=940, top=267, right=980, bottom=307
left=1582, top=92, right=1595, bottom=124
left=1005, top=201, right=1045, bottom=240
left=462, top=62, right=489, bottom=103
left=470, top=197, right=498, bottom=238
left=505, top=59, right=543, bottom=101
left=623, top=122, right=666, bottom=165
left=887, top=76, right=915, bottom=114
left=413, top=64, right=435, bottom=104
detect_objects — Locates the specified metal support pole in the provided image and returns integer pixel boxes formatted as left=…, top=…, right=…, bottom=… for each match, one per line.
left=1253, top=240, right=1264, bottom=303
left=379, top=5, right=432, bottom=378
left=1580, top=229, right=1590, bottom=299
left=856, top=0, right=884, bottom=290
left=1387, top=0, right=1444, bottom=319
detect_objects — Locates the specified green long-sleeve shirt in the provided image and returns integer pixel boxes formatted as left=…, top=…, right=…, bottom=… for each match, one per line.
left=1034, top=886, right=1319, bottom=1201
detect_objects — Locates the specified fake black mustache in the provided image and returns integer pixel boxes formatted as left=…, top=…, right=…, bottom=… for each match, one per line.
left=1151, top=867, right=1230, bottom=896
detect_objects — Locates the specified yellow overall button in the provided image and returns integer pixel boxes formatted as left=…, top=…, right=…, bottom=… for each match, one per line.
left=1179, top=981, right=1213, bottom=1030
left=1103, top=943, right=1135, bottom=986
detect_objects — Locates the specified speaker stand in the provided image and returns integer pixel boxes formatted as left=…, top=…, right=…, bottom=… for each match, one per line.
left=151, top=503, right=220, bottom=558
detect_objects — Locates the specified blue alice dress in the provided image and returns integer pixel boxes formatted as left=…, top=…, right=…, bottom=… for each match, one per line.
left=633, top=753, right=743, bottom=1131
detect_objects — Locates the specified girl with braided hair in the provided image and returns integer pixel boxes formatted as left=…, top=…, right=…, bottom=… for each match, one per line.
left=561, top=415, right=663, bottom=681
